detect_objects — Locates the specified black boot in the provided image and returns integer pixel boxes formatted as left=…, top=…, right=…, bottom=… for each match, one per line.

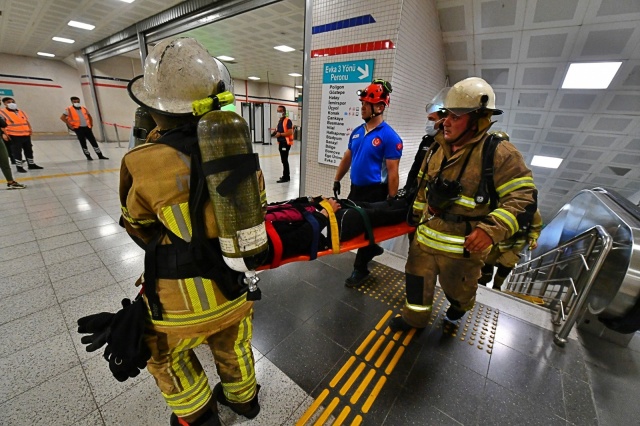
left=98, top=154, right=109, bottom=160
left=16, top=165, right=27, bottom=173
left=95, top=148, right=108, bottom=160
left=213, top=382, right=261, bottom=419
left=169, top=408, right=221, bottom=426
left=27, top=159, right=43, bottom=169
left=86, top=155, right=94, bottom=161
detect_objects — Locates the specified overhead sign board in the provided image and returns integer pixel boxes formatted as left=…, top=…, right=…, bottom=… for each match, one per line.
left=318, top=59, right=374, bottom=166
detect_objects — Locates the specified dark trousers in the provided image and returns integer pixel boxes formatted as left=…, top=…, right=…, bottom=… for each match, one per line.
left=348, top=183, right=388, bottom=272
left=8, top=135, right=34, bottom=162
left=74, top=126, right=99, bottom=150
left=279, top=141, right=291, bottom=179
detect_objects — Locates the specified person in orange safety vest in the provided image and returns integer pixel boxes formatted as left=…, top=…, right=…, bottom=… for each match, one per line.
left=273, top=105, right=294, bottom=183
left=60, top=97, right=108, bottom=160
left=0, top=97, right=43, bottom=173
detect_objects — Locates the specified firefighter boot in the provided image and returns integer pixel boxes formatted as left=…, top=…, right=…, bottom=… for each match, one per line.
left=388, top=315, right=415, bottom=332
left=213, top=382, right=261, bottom=419
left=169, top=408, right=221, bottom=426
left=443, top=305, right=466, bottom=327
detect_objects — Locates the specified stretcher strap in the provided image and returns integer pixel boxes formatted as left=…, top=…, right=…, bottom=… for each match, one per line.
left=343, top=202, right=375, bottom=246
left=301, top=211, right=320, bottom=260
left=264, top=221, right=283, bottom=268
left=319, top=200, right=340, bottom=254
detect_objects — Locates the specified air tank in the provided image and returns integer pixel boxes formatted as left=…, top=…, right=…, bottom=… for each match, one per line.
left=197, top=110, right=269, bottom=271
left=132, top=107, right=156, bottom=147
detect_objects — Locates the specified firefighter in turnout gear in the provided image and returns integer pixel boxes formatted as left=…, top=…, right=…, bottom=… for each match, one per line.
left=389, top=77, right=537, bottom=331
left=479, top=206, right=542, bottom=291
left=120, top=38, right=261, bottom=426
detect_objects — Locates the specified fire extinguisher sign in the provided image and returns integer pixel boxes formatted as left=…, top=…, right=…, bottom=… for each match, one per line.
left=318, top=59, right=375, bottom=166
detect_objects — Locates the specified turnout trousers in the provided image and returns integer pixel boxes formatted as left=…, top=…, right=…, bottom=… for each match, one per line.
left=144, top=309, right=256, bottom=422
left=402, top=237, right=486, bottom=328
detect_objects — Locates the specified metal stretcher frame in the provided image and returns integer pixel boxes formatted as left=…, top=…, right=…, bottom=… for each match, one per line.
left=256, top=222, right=415, bottom=270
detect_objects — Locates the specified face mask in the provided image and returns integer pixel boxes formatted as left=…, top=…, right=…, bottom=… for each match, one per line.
left=278, top=112, right=285, bottom=118
left=425, top=124, right=438, bottom=137
left=73, top=103, right=81, bottom=108
left=7, top=103, right=17, bottom=110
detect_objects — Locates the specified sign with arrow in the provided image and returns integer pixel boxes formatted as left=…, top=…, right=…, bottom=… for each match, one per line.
left=318, top=59, right=375, bottom=166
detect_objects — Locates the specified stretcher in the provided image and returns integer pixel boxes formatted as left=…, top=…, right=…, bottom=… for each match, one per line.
left=257, top=220, right=415, bottom=271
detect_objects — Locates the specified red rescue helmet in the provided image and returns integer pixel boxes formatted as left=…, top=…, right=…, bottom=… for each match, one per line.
left=357, top=79, right=392, bottom=106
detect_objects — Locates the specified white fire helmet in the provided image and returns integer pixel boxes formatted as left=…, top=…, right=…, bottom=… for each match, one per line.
left=128, top=37, right=222, bottom=115
left=425, top=87, right=450, bottom=116
left=442, top=77, right=503, bottom=117
left=214, top=57, right=234, bottom=96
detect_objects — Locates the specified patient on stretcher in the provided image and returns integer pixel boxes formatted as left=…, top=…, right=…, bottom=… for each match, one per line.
left=264, top=196, right=410, bottom=263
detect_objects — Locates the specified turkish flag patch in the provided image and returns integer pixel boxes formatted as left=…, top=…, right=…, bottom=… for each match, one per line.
left=396, top=142, right=403, bottom=150
left=372, top=137, right=382, bottom=147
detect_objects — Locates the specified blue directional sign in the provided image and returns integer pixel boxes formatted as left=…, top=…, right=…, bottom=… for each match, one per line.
left=322, top=59, right=375, bottom=84
left=0, top=89, right=14, bottom=96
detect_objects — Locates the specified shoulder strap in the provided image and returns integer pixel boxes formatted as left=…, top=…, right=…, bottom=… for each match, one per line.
left=474, top=134, right=502, bottom=209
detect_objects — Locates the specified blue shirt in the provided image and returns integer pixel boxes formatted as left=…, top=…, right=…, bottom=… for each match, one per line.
left=348, top=121, right=403, bottom=186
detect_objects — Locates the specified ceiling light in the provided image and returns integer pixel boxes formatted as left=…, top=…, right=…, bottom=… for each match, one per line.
left=68, top=20, right=95, bottom=30
left=248, top=76, right=260, bottom=80
left=52, top=36, right=75, bottom=44
left=561, top=62, right=622, bottom=89
left=274, top=45, right=295, bottom=52
left=37, top=52, right=55, bottom=57
left=295, top=85, right=303, bottom=89
left=531, top=155, right=563, bottom=169
left=288, top=73, right=302, bottom=77
left=119, top=0, right=135, bottom=3
left=217, top=55, right=234, bottom=61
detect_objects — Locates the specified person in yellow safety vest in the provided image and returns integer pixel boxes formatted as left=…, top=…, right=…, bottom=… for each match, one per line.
left=389, top=77, right=538, bottom=331
left=274, top=105, right=294, bottom=183
left=60, top=97, right=108, bottom=160
left=0, top=97, right=43, bottom=173
left=120, top=38, right=261, bottom=426
left=479, top=208, right=543, bottom=291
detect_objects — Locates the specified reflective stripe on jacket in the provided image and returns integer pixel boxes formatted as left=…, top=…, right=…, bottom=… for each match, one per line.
left=0, top=109, right=31, bottom=136
left=411, top=131, right=537, bottom=258
left=66, top=106, right=91, bottom=129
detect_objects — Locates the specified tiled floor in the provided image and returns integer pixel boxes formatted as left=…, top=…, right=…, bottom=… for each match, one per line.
left=1, top=137, right=639, bottom=425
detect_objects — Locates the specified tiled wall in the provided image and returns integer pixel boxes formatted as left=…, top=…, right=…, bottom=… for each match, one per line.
left=304, top=0, right=446, bottom=199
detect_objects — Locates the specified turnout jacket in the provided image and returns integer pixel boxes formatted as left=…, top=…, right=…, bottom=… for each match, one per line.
left=496, top=209, right=543, bottom=253
left=119, top=141, right=252, bottom=336
left=412, top=131, right=537, bottom=258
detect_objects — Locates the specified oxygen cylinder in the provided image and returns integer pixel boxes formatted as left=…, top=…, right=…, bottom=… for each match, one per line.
left=133, top=107, right=156, bottom=147
left=198, top=110, right=269, bottom=272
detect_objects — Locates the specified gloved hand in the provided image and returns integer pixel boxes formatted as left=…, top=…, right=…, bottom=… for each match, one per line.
left=271, top=130, right=277, bottom=137
left=77, top=297, right=151, bottom=382
left=333, top=181, right=340, bottom=198
left=103, top=297, right=152, bottom=382
left=77, top=311, right=116, bottom=352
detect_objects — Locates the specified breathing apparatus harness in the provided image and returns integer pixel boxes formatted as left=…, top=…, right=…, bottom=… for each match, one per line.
left=407, top=133, right=503, bottom=257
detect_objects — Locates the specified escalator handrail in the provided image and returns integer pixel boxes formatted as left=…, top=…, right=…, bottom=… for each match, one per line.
left=592, top=187, right=640, bottom=223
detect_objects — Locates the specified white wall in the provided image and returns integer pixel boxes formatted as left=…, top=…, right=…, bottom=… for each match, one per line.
left=0, top=53, right=83, bottom=134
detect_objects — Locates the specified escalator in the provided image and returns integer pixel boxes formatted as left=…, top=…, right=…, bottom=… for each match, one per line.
left=507, top=187, right=640, bottom=345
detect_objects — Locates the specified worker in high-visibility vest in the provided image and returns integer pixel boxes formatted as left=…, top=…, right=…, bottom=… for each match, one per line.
left=60, top=97, right=108, bottom=160
left=0, top=97, right=43, bottom=173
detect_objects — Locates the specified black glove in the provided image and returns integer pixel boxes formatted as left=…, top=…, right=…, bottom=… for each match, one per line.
left=333, top=181, right=341, bottom=198
left=78, top=311, right=115, bottom=352
left=271, top=131, right=277, bottom=137
left=78, top=297, right=151, bottom=382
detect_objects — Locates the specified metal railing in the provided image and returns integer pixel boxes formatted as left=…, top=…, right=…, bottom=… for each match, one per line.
left=505, top=225, right=613, bottom=346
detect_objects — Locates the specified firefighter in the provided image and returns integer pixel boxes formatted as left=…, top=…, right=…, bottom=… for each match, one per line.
left=120, top=38, right=260, bottom=426
left=479, top=206, right=543, bottom=291
left=389, top=77, right=537, bottom=331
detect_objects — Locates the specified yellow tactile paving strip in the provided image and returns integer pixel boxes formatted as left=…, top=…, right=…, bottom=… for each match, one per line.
left=0, top=168, right=120, bottom=183
left=296, top=263, right=499, bottom=425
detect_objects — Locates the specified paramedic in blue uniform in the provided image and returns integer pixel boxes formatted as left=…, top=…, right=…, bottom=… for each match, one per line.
left=333, top=79, right=403, bottom=287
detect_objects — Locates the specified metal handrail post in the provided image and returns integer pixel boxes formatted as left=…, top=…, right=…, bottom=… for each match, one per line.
left=554, top=226, right=612, bottom=346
